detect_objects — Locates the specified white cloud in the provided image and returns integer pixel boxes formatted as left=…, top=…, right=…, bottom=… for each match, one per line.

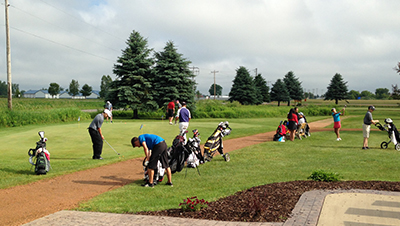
left=0, top=0, right=399, bottom=97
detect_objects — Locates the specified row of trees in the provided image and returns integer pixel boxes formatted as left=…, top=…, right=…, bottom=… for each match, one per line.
left=47, top=80, right=93, bottom=98
left=103, top=30, right=195, bottom=118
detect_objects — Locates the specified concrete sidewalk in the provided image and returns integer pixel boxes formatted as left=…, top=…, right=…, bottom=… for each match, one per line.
left=23, top=189, right=400, bottom=226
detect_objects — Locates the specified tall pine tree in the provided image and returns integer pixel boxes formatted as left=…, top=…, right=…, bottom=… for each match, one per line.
left=324, top=73, right=349, bottom=104
left=270, top=79, right=289, bottom=106
left=153, top=41, right=195, bottom=109
left=229, top=66, right=258, bottom=105
left=254, top=73, right=270, bottom=104
left=109, top=30, right=157, bottom=119
left=283, top=71, right=304, bottom=106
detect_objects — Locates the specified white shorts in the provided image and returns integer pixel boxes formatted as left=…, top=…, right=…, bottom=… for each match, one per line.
left=363, top=124, right=371, bottom=138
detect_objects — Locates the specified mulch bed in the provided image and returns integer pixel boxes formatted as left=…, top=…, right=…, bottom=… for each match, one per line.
left=137, top=180, right=400, bottom=222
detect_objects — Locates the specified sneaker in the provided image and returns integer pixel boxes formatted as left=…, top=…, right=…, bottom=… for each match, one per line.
left=362, top=147, right=368, bottom=150
left=337, top=138, right=341, bottom=141
left=141, top=182, right=154, bottom=188
left=166, top=182, right=173, bottom=187
left=169, top=122, right=173, bottom=125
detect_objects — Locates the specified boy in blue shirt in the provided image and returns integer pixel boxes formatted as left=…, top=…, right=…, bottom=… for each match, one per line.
left=131, top=134, right=173, bottom=188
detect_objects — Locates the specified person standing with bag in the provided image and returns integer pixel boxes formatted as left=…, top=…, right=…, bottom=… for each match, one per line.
left=363, top=105, right=378, bottom=149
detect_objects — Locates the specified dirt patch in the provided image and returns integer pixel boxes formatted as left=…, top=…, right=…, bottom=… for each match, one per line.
left=0, top=118, right=374, bottom=225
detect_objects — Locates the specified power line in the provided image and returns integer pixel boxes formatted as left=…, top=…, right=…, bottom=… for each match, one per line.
left=211, top=70, right=219, bottom=99
left=9, top=4, right=120, bottom=53
left=10, top=26, right=115, bottom=62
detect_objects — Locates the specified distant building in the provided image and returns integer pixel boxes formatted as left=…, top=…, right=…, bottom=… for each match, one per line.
left=23, top=90, right=52, bottom=98
left=23, top=90, right=100, bottom=99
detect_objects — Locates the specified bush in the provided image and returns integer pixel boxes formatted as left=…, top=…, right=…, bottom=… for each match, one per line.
left=0, top=108, right=90, bottom=127
left=307, top=170, right=341, bottom=182
left=179, top=196, right=209, bottom=212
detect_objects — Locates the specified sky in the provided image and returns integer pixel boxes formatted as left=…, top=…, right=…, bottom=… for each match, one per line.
left=0, top=0, right=399, bottom=96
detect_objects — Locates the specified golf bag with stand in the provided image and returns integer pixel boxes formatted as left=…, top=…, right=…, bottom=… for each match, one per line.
left=168, top=131, right=190, bottom=174
left=203, top=121, right=232, bottom=162
left=28, top=131, right=51, bottom=175
left=185, top=129, right=204, bottom=168
left=376, top=118, right=400, bottom=151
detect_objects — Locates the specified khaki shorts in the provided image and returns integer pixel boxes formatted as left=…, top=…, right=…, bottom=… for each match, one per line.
left=363, top=124, right=371, bottom=138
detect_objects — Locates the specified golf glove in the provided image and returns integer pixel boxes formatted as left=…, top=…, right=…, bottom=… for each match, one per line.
left=144, top=161, right=149, bottom=167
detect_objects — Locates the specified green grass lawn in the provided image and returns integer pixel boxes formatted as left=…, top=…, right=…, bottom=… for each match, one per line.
left=0, top=117, right=285, bottom=189
left=1, top=105, right=399, bottom=215
left=76, top=129, right=400, bottom=213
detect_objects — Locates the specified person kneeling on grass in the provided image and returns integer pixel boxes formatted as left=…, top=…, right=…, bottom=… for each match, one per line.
left=131, top=134, right=173, bottom=188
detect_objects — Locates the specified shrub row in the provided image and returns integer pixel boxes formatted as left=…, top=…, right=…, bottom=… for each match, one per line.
left=0, top=108, right=91, bottom=127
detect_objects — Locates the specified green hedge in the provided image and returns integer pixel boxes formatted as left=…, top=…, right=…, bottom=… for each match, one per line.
left=0, top=108, right=91, bottom=127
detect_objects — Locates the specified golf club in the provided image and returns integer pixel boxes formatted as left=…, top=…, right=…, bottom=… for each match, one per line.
left=104, top=139, right=120, bottom=155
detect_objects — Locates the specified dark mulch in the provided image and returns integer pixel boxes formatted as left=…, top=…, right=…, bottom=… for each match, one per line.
left=137, top=180, right=400, bottom=222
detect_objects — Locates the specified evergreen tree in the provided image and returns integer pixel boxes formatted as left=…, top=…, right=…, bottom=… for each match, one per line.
left=283, top=71, right=304, bottom=106
left=153, top=41, right=195, bottom=109
left=391, top=84, right=400, bottom=100
left=109, top=30, right=157, bottom=119
left=208, top=84, right=222, bottom=96
left=68, top=79, right=79, bottom=96
left=324, top=73, right=349, bottom=104
left=48, top=83, right=60, bottom=98
left=229, top=66, right=258, bottom=105
left=270, top=79, right=289, bottom=106
left=80, top=84, right=92, bottom=97
left=100, top=75, right=113, bottom=98
left=254, top=73, right=270, bottom=104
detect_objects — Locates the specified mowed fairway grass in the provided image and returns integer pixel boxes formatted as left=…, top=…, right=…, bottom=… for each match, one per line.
left=76, top=108, right=400, bottom=213
left=0, top=117, right=285, bottom=189
left=1, top=106, right=399, bottom=214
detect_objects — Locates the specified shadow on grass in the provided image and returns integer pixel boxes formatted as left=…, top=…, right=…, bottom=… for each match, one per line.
left=72, top=175, right=134, bottom=186
left=0, top=167, right=35, bottom=175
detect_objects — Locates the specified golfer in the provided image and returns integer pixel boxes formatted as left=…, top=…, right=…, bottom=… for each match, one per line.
left=88, top=109, right=112, bottom=160
left=363, top=105, right=379, bottom=149
left=175, top=101, right=191, bottom=144
left=331, top=107, right=345, bottom=141
left=131, top=134, right=173, bottom=188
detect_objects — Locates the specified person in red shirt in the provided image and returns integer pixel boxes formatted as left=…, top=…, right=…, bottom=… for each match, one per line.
left=167, top=100, right=175, bottom=125
left=287, top=107, right=299, bottom=141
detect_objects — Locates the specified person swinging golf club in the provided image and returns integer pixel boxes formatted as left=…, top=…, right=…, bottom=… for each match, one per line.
left=88, top=109, right=112, bottom=160
left=131, top=134, right=173, bottom=188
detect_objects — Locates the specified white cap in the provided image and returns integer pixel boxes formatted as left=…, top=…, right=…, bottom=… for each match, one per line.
left=103, top=109, right=112, bottom=118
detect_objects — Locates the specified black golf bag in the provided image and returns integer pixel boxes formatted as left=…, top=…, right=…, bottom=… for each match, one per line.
left=28, top=131, right=50, bottom=175
left=185, top=129, right=204, bottom=168
left=203, top=121, right=232, bottom=162
left=168, top=131, right=190, bottom=174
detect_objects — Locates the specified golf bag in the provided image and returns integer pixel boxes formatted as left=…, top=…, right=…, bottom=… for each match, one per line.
left=168, top=131, right=190, bottom=174
left=185, top=129, right=204, bottom=168
left=376, top=118, right=400, bottom=151
left=203, top=121, right=232, bottom=162
left=273, top=121, right=287, bottom=142
left=142, top=158, right=165, bottom=185
left=28, top=131, right=51, bottom=175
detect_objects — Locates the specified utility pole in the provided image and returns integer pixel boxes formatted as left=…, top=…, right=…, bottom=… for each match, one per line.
left=211, top=70, right=218, bottom=100
left=5, top=0, right=12, bottom=110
